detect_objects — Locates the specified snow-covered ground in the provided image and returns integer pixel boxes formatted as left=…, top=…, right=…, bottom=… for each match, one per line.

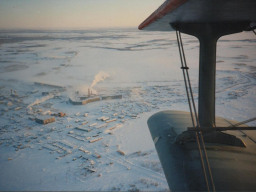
left=0, top=28, right=255, bottom=191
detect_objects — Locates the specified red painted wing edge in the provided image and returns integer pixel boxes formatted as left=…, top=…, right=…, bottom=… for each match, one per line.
left=138, top=0, right=187, bottom=30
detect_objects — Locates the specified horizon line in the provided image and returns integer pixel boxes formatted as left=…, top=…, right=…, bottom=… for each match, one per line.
left=0, top=26, right=140, bottom=31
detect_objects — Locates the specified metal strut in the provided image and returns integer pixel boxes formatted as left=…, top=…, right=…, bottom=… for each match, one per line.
left=188, top=117, right=256, bottom=131
left=176, top=30, right=216, bottom=192
left=229, top=117, right=256, bottom=127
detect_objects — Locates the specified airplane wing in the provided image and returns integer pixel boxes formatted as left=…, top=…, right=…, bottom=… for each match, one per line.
left=139, top=0, right=256, bottom=191
left=139, top=0, right=256, bottom=31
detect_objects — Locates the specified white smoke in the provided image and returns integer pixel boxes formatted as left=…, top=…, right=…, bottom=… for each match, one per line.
left=27, top=94, right=55, bottom=108
left=90, top=71, right=110, bottom=88
left=66, top=71, right=110, bottom=99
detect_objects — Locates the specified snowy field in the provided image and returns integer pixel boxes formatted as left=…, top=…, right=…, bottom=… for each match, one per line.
left=0, top=28, right=255, bottom=191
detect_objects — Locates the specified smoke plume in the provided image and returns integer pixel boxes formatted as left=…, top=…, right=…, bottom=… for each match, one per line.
left=90, top=71, right=110, bottom=88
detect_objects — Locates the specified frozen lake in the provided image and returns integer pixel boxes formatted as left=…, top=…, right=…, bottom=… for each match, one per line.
left=0, top=28, right=255, bottom=191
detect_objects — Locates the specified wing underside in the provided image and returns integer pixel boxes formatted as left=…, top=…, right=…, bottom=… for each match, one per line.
left=139, top=0, right=256, bottom=31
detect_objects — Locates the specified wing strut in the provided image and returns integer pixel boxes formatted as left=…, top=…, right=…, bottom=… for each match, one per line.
left=176, top=30, right=215, bottom=192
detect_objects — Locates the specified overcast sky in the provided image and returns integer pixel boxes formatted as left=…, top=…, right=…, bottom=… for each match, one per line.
left=0, top=0, right=165, bottom=30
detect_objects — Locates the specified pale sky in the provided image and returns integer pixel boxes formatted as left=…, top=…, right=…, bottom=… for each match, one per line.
left=0, top=0, right=165, bottom=30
